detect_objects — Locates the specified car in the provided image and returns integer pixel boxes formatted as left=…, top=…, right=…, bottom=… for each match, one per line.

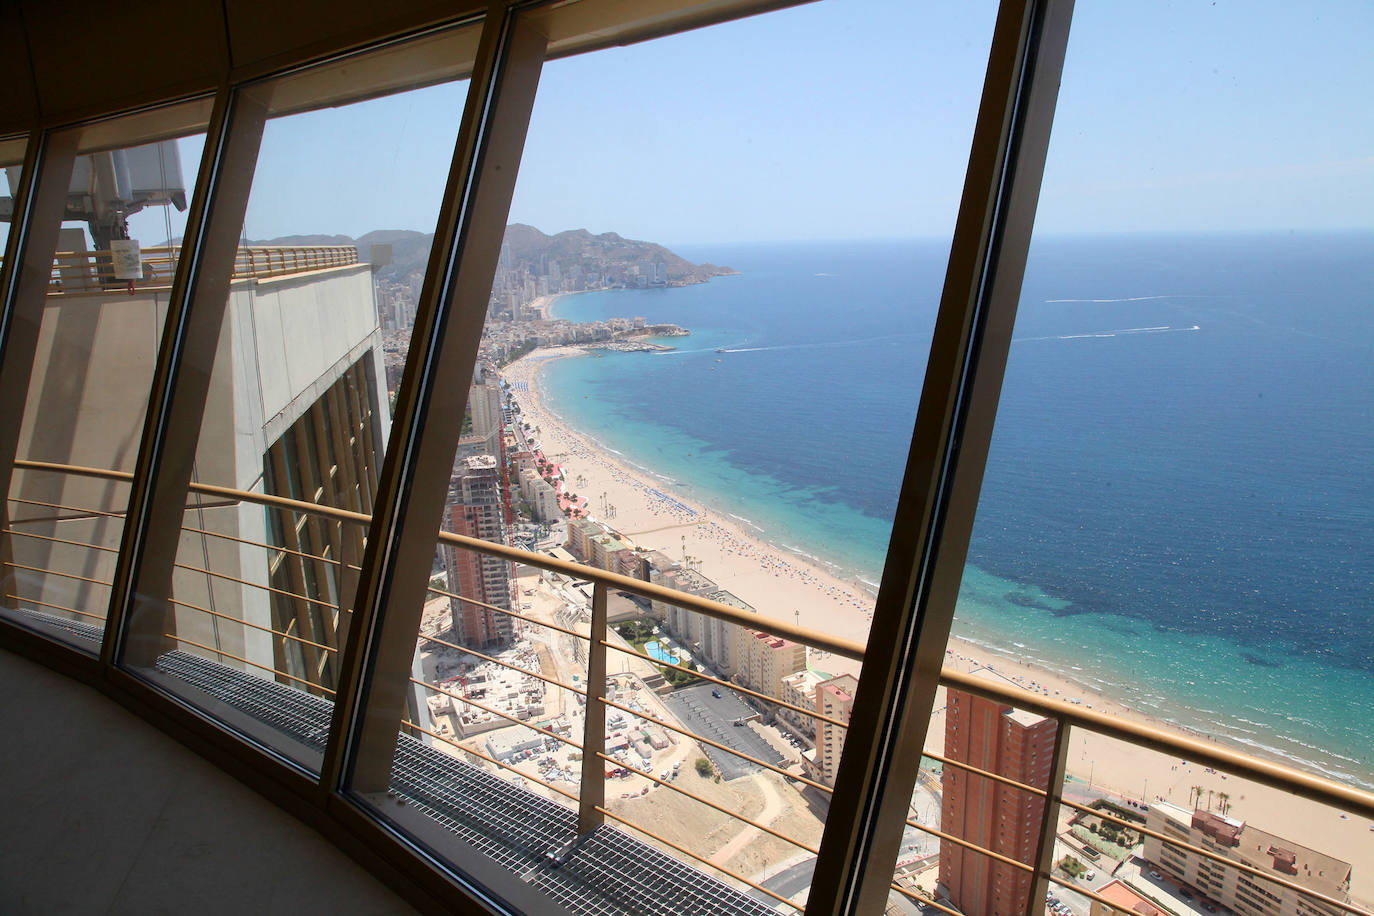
left=1203, top=904, right=1217, bottom=913
left=1180, top=890, right=1194, bottom=900
left=711, top=689, right=722, bottom=698
left=1149, top=870, right=1161, bottom=880
left=1085, top=871, right=1096, bottom=881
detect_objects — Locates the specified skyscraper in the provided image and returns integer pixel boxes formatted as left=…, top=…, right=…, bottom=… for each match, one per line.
left=444, top=455, right=514, bottom=648
left=940, top=672, right=1059, bottom=916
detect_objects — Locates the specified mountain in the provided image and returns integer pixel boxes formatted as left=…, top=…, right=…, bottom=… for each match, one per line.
left=499, top=223, right=735, bottom=285
left=242, top=225, right=734, bottom=289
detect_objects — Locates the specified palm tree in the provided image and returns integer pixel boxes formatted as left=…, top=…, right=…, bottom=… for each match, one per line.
left=1206, top=788, right=1214, bottom=811
left=1217, top=791, right=1230, bottom=815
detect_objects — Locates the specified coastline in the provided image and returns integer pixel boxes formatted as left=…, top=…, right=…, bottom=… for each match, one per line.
left=503, top=345, right=1374, bottom=894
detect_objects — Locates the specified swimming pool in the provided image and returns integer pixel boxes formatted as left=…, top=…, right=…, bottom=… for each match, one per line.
left=643, top=640, right=676, bottom=664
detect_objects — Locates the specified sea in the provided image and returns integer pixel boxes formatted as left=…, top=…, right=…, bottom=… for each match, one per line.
left=541, top=231, right=1374, bottom=791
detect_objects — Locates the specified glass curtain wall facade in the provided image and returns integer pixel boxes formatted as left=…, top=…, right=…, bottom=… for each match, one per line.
left=0, top=1, right=1370, bottom=915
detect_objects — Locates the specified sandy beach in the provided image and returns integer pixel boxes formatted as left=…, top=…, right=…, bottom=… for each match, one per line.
left=503, top=346, right=1374, bottom=899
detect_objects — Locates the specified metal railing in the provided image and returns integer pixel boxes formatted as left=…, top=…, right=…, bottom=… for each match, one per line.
left=6, top=458, right=1374, bottom=916
left=16, top=245, right=360, bottom=296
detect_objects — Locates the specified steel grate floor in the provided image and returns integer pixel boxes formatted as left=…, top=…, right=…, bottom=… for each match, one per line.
left=15, top=609, right=783, bottom=916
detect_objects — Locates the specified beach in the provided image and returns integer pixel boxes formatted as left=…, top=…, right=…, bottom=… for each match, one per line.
left=503, top=345, right=1374, bottom=899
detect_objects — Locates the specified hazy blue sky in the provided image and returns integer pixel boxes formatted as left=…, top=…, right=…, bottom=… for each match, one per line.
left=125, top=0, right=1373, bottom=247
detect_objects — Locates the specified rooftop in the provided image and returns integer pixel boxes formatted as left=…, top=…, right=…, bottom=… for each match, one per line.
left=1235, top=820, right=1352, bottom=899
left=964, top=666, right=1050, bottom=728
left=1096, top=879, right=1161, bottom=916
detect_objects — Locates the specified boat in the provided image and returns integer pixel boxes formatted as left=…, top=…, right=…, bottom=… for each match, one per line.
left=715, top=348, right=726, bottom=353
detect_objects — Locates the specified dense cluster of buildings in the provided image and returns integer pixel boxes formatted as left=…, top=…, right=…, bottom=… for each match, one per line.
left=490, top=237, right=672, bottom=323
left=562, top=515, right=872, bottom=788
left=439, top=363, right=525, bottom=650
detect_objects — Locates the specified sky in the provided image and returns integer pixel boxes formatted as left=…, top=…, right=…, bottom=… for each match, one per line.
left=114, top=0, right=1374, bottom=248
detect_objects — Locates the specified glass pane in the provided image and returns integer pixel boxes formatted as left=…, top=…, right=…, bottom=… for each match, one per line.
left=121, top=24, right=480, bottom=772
left=948, top=2, right=1374, bottom=912
left=364, top=0, right=998, bottom=909
left=0, top=133, right=25, bottom=255
left=2, top=102, right=210, bottom=652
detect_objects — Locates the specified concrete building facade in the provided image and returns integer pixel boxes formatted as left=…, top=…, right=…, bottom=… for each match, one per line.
left=444, top=455, right=514, bottom=648
left=812, top=673, right=858, bottom=785
left=1142, top=802, right=1350, bottom=916
left=939, top=678, right=1059, bottom=916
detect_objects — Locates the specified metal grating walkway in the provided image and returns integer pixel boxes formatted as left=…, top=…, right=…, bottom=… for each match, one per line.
left=15, top=609, right=782, bottom=916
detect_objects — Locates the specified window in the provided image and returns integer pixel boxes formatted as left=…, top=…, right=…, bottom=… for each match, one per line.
left=1, top=101, right=210, bottom=652
left=119, top=22, right=481, bottom=773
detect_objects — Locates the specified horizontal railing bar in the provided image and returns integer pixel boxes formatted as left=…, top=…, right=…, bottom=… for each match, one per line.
left=168, top=597, right=338, bottom=656
left=1055, top=797, right=1373, bottom=916
left=6, top=562, right=113, bottom=589
left=888, top=882, right=962, bottom=916
left=920, top=749, right=1046, bottom=797
left=0, top=498, right=338, bottom=573
left=181, top=522, right=341, bottom=567
left=186, top=480, right=371, bottom=526
left=594, top=806, right=804, bottom=913
left=12, top=459, right=133, bottom=483
left=940, top=668, right=1374, bottom=822
left=412, top=677, right=581, bottom=752
left=172, top=560, right=341, bottom=611
left=436, top=528, right=865, bottom=660
left=593, top=752, right=819, bottom=856
left=6, top=593, right=106, bottom=621
left=40, top=246, right=357, bottom=293
left=425, top=582, right=587, bottom=641
left=16, top=460, right=1374, bottom=824
left=902, top=817, right=1034, bottom=873
left=163, top=633, right=335, bottom=696
left=402, top=719, right=579, bottom=803
left=3, top=527, right=119, bottom=554
left=418, top=632, right=584, bottom=696
left=601, top=696, right=832, bottom=795
left=601, top=639, right=850, bottom=729
left=7, top=495, right=126, bottom=519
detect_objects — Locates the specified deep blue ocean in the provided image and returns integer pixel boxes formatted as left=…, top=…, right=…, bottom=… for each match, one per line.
left=543, top=232, right=1374, bottom=788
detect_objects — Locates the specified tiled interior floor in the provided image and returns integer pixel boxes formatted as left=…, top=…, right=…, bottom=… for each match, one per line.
left=0, top=645, right=414, bottom=916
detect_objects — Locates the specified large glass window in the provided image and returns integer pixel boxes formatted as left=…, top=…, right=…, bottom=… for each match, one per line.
left=932, top=2, right=1374, bottom=911
left=120, top=23, right=481, bottom=772
left=1, top=103, right=210, bottom=652
left=361, top=1, right=999, bottom=909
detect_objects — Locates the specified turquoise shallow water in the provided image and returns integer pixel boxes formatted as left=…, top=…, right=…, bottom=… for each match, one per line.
left=540, top=234, right=1374, bottom=788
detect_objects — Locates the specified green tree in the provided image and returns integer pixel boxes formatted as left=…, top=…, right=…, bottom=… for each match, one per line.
left=694, top=758, right=712, bottom=777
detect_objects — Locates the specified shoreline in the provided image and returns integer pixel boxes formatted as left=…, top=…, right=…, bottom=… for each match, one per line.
left=502, top=345, right=1374, bottom=892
